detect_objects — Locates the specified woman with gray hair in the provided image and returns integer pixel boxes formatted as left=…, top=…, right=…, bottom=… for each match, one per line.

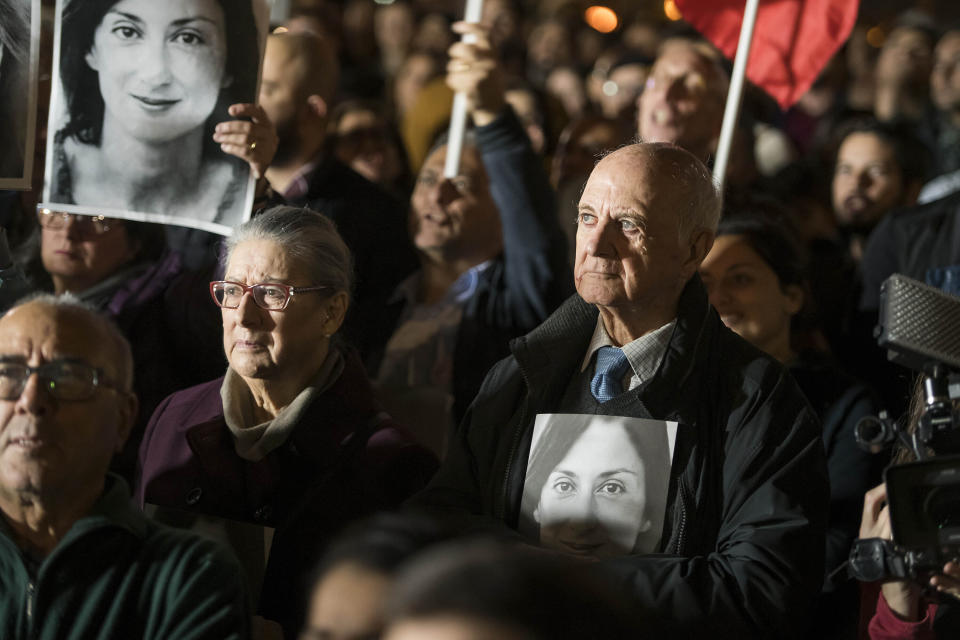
left=135, top=206, right=437, bottom=637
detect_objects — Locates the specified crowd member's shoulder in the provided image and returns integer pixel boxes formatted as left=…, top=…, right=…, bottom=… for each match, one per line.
left=888, top=187, right=960, bottom=228
left=710, top=312, right=819, bottom=437
left=136, top=519, right=250, bottom=638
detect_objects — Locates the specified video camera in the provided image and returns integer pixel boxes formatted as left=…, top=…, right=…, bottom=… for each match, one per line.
left=848, top=274, right=960, bottom=582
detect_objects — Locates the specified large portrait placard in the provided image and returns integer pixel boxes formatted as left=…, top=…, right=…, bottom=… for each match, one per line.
left=41, top=0, right=270, bottom=236
left=519, top=413, right=677, bottom=558
left=0, top=0, right=41, bottom=189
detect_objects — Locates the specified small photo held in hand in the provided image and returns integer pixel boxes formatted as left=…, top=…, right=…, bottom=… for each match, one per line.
left=0, top=0, right=41, bottom=189
left=42, top=0, right=269, bottom=236
left=519, top=413, right=676, bottom=558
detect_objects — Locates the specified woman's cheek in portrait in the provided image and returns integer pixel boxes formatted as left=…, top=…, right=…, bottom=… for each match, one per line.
left=85, top=0, right=229, bottom=144
left=535, top=473, right=647, bottom=558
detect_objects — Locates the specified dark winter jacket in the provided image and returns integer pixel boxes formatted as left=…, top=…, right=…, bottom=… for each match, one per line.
left=411, top=276, right=829, bottom=639
left=860, top=190, right=960, bottom=311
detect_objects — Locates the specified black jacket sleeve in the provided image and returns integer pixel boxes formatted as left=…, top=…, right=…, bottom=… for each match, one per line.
left=602, top=372, right=829, bottom=639
left=474, top=106, right=572, bottom=328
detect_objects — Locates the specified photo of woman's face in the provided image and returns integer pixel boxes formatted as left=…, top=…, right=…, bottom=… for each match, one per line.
left=534, top=422, right=649, bottom=558
left=84, top=0, right=229, bottom=143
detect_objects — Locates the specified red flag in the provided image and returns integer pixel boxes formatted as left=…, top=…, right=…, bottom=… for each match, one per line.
left=674, top=0, right=860, bottom=110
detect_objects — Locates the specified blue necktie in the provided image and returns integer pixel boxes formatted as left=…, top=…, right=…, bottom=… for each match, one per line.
left=590, top=346, right=631, bottom=403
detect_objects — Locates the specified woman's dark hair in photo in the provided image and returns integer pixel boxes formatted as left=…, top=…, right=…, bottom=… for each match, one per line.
left=57, top=0, right=260, bottom=155
left=0, top=0, right=31, bottom=178
left=385, top=540, right=666, bottom=639
left=0, top=0, right=29, bottom=63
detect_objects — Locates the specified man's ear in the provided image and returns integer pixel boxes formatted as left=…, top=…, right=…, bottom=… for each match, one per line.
left=783, top=283, right=805, bottom=316
left=114, top=392, right=139, bottom=454
left=684, top=229, right=715, bottom=276
left=306, top=94, right=328, bottom=120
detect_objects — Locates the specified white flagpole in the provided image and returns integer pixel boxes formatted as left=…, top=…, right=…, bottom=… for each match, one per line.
left=443, top=0, right=484, bottom=178
left=712, top=0, right=761, bottom=194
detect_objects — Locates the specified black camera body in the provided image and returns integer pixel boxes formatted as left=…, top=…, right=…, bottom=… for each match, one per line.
left=849, top=275, right=960, bottom=583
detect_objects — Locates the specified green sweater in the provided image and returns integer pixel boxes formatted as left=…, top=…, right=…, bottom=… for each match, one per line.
left=0, top=476, right=250, bottom=640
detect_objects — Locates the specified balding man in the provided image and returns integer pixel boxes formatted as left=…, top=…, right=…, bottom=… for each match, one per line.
left=636, top=39, right=729, bottom=164
left=0, top=297, right=249, bottom=639
left=259, top=32, right=417, bottom=358
left=412, top=143, right=828, bottom=638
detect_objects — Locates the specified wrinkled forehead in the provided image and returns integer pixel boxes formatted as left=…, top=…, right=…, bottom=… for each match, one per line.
left=0, top=305, right=108, bottom=367
left=584, top=148, right=698, bottom=220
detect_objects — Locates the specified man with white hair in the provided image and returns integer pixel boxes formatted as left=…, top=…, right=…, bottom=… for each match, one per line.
left=0, top=296, right=249, bottom=639
left=412, top=143, right=828, bottom=638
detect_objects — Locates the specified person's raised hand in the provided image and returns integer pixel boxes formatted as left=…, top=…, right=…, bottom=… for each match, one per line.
left=214, top=103, right=279, bottom=180
left=446, top=21, right=505, bottom=127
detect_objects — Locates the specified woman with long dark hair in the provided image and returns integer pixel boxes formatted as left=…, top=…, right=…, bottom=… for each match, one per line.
left=49, top=0, right=267, bottom=226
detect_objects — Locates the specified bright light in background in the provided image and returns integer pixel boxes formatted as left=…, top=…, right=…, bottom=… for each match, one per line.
left=272, top=25, right=288, bottom=34
left=585, top=6, right=619, bottom=34
left=664, top=0, right=682, bottom=22
left=866, top=26, right=885, bottom=48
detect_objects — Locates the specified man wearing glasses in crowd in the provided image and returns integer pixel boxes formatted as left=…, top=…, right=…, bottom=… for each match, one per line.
left=0, top=295, right=249, bottom=639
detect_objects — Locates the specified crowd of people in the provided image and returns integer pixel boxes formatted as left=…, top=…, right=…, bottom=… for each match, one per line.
left=1, top=0, right=960, bottom=638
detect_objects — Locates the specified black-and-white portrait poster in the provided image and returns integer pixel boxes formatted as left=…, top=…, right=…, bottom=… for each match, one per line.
left=42, top=0, right=270, bottom=236
left=0, top=0, right=41, bottom=189
left=519, top=414, right=677, bottom=558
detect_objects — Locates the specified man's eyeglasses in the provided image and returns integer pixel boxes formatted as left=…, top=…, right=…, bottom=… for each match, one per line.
left=37, top=208, right=119, bottom=236
left=0, top=360, right=122, bottom=401
left=209, top=281, right=330, bottom=311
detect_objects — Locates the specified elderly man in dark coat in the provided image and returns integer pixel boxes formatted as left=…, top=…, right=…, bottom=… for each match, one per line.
left=411, top=143, right=829, bottom=639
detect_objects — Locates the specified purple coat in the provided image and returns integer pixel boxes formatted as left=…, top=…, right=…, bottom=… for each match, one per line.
left=135, top=349, right=438, bottom=633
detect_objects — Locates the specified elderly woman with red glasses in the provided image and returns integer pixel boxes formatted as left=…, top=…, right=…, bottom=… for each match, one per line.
left=135, top=205, right=437, bottom=638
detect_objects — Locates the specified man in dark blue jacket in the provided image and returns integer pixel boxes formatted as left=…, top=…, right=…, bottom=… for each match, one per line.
left=367, top=22, right=571, bottom=455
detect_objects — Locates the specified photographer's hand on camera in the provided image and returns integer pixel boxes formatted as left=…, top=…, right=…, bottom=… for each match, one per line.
left=929, top=562, right=960, bottom=600
left=861, top=485, right=925, bottom=621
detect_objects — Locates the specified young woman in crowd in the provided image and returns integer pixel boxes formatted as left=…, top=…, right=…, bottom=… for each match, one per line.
left=699, top=210, right=885, bottom=637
